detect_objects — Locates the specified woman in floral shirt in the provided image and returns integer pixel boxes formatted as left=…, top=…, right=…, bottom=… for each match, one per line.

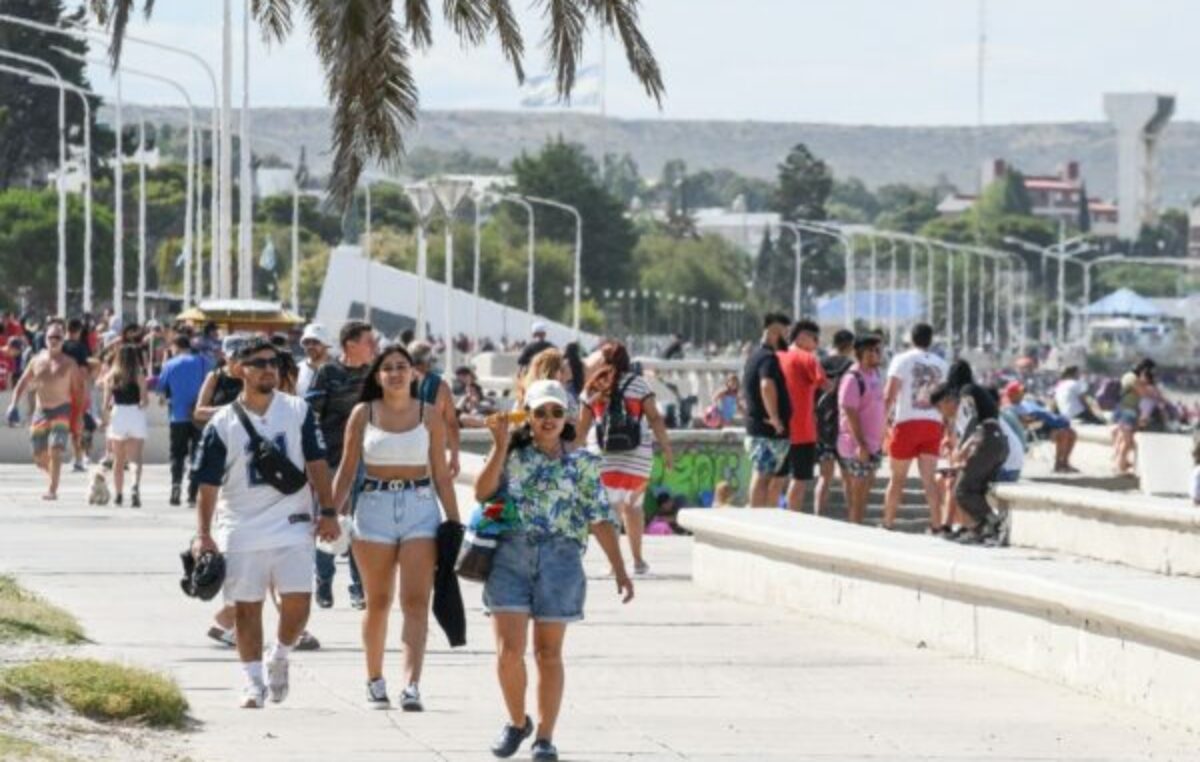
left=474, top=379, right=633, bottom=762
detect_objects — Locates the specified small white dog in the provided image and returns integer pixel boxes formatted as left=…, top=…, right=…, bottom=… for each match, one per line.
left=87, top=468, right=111, bottom=506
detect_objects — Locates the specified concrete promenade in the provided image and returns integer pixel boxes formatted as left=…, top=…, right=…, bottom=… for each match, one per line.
left=0, top=464, right=1196, bottom=760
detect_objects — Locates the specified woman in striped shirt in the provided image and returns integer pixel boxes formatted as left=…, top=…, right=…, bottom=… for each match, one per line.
left=583, top=341, right=673, bottom=575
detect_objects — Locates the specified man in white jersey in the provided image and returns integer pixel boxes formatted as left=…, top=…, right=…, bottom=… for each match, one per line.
left=882, top=323, right=948, bottom=531
left=192, top=337, right=340, bottom=709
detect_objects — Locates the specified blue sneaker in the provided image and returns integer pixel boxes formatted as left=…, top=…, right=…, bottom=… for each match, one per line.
left=490, top=715, right=532, bottom=758
left=531, top=739, right=559, bottom=761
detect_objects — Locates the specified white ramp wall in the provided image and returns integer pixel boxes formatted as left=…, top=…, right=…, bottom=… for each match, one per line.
left=314, top=245, right=587, bottom=346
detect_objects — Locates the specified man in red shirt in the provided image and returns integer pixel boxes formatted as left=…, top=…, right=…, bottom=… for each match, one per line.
left=777, top=320, right=830, bottom=512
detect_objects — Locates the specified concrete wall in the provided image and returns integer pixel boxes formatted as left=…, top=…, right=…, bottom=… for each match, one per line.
left=0, top=390, right=172, bottom=464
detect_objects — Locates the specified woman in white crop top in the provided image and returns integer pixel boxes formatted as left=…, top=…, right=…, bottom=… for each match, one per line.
left=333, top=344, right=460, bottom=711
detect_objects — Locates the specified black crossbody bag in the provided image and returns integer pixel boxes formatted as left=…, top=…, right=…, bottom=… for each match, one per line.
left=232, top=402, right=309, bottom=495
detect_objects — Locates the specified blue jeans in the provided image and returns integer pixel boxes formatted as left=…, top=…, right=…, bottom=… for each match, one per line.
left=483, top=533, right=587, bottom=623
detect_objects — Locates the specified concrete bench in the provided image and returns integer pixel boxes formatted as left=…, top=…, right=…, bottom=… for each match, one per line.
left=677, top=508, right=1200, bottom=730
left=993, top=482, right=1200, bottom=576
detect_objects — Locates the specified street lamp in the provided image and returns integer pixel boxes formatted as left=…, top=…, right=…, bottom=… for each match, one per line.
left=429, top=177, right=473, bottom=370
left=0, top=49, right=66, bottom=316
left=771, top=221, right=804, bottom=319
left=499, top=281, right=510, bottom=341
left=489, top=194, right=536, bottom=331
left=524, top=196, right=583, bottom=338
left=404, top=183, right=439, bottom=340
left=1, top=66, right=93, bottom=313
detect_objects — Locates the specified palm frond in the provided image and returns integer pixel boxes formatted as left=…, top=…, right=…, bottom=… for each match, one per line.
left=104, top=0, right=136, bottom=69
left=443, top=0, right=489, bottom=45
left=484, top=0, right=525, bottom=82
left=540, top=0, right=586, bottom=98
left=585, top=0, right=663, bottom=103
left=251, top=0, right=295, bottom=44
left=402, top=0, right=433, bottom=49
left=305, top=0, right=418, bottom=207
left=89, top=0, right=111, bottom=24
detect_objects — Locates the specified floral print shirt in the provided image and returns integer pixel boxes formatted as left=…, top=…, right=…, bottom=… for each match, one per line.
left=503, top=444, right=615, bottom=546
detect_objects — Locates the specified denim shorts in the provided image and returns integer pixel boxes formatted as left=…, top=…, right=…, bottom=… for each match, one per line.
left=352, top=485, right=441, bottom=545
left=483, top=533, right=587, bottom=623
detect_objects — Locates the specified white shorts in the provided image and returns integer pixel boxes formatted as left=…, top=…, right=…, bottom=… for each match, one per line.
left=604, top=486, right=647, bottom=511
left=223, top=544, right=313, bottom=603
left=108, top=404, right=147, bottom=440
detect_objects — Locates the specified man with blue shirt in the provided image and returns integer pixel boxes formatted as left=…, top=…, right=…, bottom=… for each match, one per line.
left=159, top=335, right=210, bottom=506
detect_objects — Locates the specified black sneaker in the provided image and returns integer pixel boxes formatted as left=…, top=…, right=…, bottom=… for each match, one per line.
left=531, top=739, right=559, bottom=761
left=490, top=715, right=532, bottom=758
left=130, top=486, right=141, bottom=509
left=169, top=484, right=181, bottom=507
left=315, top=579, right=333, bottom=609
left=114, top=492, right=123, bottom=506
left=955, top=527, right=987, bottom=545
left=349, top=589, right=366, bottom=611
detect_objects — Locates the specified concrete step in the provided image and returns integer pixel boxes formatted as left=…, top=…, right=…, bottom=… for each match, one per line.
left=680, top=508, right=1200, bottom=731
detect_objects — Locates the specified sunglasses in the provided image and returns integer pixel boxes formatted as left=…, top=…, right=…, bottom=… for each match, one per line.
left=531, top=406, right=566, bottom=420
left=241, top=356, right=281, bottom=370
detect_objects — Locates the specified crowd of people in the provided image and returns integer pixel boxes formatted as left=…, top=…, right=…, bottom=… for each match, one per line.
left=4, top=304, right=1196, bottom=758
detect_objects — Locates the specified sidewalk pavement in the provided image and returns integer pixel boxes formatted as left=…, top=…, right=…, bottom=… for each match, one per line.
left=0, top=465, right=1194, bottom=761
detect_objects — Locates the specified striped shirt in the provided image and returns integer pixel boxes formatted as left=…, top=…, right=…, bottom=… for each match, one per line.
left=586, top=373, right=655, bottom=480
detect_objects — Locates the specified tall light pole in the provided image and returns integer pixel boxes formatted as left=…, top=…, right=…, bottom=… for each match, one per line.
left=404, top=183, right=439, bottom=340
left=888, top=239, right=899, bottom=347
left=525, top=196, right=583, bottom=338
left=470, top=192, right=488, bottom=345
left=784, top=220, right=856, bottom=327
left=59, top=48, right=198, bottom=308
left=0, top=49, right=66, bottom=315
left=136, top=116, right=147, bottom=323
left=2, top=67, right=93, bottom=313
left=362, top=181, right=372, bottom=322
left=773, top=222, right=805, bottom=319
left=486, top=194, right=537, bottom=331
left=236, top=0, right=254, bottom=298
left=868, top=235, right=878, bottom=328
left=1003, top=234, right=1087, bottom=345
left=430, top=178, right=473, bottom=370
left=290, top=170, right=300, bottom=314
left=221, top=0, right=235, bottom=297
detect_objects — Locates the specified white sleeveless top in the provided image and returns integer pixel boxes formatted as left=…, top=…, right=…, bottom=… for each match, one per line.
left=362, top=401, right=429, bottom=468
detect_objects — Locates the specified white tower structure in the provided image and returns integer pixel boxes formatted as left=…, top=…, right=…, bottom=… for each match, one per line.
left=1103, top=93, right=1174, bottom=240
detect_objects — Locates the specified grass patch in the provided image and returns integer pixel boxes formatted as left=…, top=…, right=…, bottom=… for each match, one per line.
left=0, top=731, right=73, bottom=760
left=0, top=659, right=188, bottom=729
left=0, top=577, right=85, bottom=645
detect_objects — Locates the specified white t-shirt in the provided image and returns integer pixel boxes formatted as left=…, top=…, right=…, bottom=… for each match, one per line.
left=194, top=392, right=326, bottom=553
left=295, top=360, right=321, bottom=399
left=1054, top=379, right=1088, bottom=419
left=887, top=349, right=948, bottom=424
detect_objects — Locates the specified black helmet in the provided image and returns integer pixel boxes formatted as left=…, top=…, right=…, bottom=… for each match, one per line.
left=179, top=549, right=226, bottom=601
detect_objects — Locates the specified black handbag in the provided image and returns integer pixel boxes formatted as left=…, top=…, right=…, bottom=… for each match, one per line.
left=232, top=402, right=309, bottom=495
left=454, top=533, right=498, bottom=583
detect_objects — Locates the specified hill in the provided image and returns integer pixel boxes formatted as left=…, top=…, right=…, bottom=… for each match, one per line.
left=110, top=106, right=1200, bottom=206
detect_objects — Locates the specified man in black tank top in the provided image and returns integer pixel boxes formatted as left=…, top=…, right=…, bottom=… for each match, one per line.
left=306, top=320, right=376, bottom=609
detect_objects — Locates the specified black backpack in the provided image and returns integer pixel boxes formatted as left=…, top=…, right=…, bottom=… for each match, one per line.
left=816, top=360, right=859, bottom=444
left=597, top=375, right=643, bottom=453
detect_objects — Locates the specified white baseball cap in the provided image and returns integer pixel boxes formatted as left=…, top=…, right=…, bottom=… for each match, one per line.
left=300, top=323, right=331, bottom=346
left=531, top=321, right=548, bottom=337
left=524, top=379, right=569, bottom=411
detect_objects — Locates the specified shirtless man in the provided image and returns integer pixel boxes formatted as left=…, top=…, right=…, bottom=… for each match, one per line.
left=6, top=320, right=83, bottom=500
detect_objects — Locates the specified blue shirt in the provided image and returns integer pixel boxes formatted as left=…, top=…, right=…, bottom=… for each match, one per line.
left=158, top=352, right=210, bottom=423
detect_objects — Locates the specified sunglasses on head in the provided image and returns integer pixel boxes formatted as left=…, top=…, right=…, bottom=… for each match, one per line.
left=241, top=356, right=280, bottom=370
left=531, top=406, right=566, bottom=420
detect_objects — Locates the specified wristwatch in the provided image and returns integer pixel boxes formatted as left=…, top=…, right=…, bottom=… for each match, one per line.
left=318, top=507, right=337, bottom=518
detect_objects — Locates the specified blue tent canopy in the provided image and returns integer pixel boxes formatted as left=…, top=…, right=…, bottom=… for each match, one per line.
left=816, top=290, right=925, bottom=323
left=1083, top=288, right=1163, bottom=318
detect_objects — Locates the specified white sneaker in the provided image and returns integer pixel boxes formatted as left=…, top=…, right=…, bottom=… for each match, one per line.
left=267, top=659, right=289, bottom=704
left=366, top=678, right=390, bottom=710
left=400, top=683, right=423, bottom=712
left=240, top=682, right=267, bottom=709
left=634, top=560, right=650, bottom=575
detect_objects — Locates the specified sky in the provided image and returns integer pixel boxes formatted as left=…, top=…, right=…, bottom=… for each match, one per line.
left=80, top=0, right=1200, bottom=126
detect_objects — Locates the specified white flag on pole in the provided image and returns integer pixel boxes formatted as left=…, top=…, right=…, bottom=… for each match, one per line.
left=520, top=65, right=601, bottom=108
left=259, top=238, right=277, bottom=271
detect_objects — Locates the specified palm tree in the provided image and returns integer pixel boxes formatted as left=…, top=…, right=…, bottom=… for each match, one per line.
left=88, top=0, right=664, bottom=207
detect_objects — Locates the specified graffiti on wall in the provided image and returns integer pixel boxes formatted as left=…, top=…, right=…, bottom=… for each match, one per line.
left=645, top=440, right=748, bottom=510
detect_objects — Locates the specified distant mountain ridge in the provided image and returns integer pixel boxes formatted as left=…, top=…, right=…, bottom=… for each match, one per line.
left=107, top=105, right=1200, bottom=206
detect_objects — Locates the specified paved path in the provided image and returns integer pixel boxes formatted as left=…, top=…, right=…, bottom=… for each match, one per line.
left=0, top=465, right=1195, bottom=761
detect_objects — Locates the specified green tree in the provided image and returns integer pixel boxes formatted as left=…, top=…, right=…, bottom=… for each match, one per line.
left=830, top=177, right=879, bottom=221
left=510, top=139, right=638, bottom=292
left=976, top=170, right=1032, bottom=219
left=0, top=2, right=97, bottom=189
left=771, top=143, right=832, bottom=222
left=1133, top=209, right=1188, bottom=258
left=1077, top=183, right=1091, bottom=233
left=100, top=0, right=664, bottom=207
left=602, top=153, right=642, bottom=206
left=0, top=188, right=115, bottom=311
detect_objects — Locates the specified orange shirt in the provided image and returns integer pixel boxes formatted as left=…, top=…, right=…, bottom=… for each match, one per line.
left=777, top=348, right=826, bottom=445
